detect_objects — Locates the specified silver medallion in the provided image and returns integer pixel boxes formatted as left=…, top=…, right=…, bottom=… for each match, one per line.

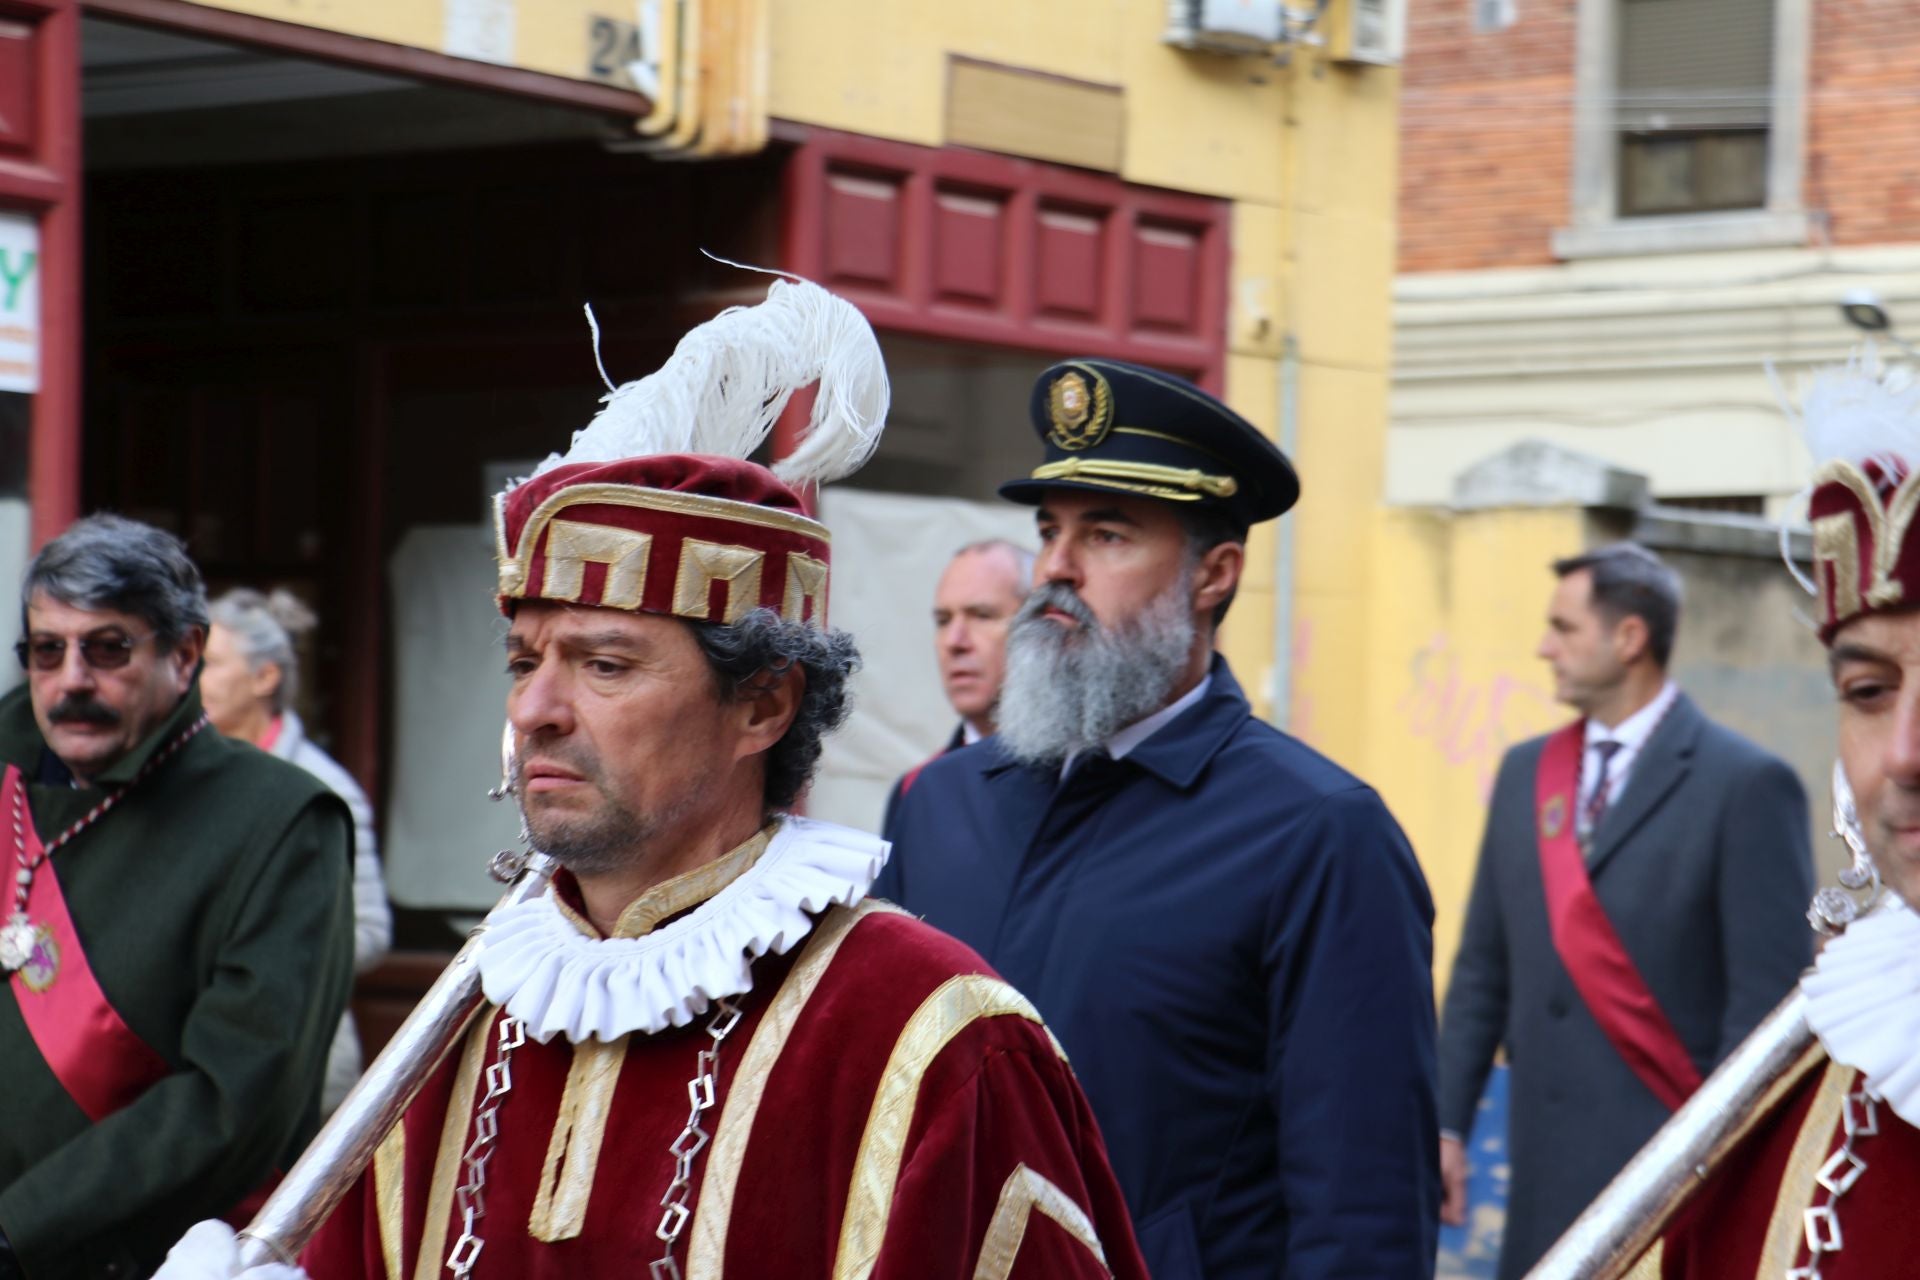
left=0, top=911, right=38, bottom=972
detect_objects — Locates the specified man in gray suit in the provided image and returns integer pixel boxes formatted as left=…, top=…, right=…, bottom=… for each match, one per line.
left=1436, top=542, right=1813, bottom=1279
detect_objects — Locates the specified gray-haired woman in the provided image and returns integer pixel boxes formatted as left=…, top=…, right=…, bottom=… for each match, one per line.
left=201, top=588, right=392, bottom=1114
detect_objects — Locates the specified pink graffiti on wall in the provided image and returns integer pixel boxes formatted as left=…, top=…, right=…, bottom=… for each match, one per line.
left=1398, top=633, right=1559, bottom=802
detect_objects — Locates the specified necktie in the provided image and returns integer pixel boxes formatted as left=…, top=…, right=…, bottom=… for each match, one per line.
left=1062, top=747, right=1115, bottom=788
left=1584, top=739, right=1623, bottom=838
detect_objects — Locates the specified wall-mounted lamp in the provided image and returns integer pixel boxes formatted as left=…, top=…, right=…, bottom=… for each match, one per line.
left=1842, top=289, right=1893, bottom=333
left=1840, top=288, right=1920, bottom=359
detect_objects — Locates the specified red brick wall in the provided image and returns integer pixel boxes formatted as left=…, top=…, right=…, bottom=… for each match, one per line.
left=1400, top=0, right=1920, bottom=272
left=1808, top=0, right=1920, bottom=246
left=1399, top=0, right=1578, bottom=272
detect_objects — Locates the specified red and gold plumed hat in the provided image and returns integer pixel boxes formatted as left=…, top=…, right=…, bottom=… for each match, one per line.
left=1787, top=350, right=1920, bottom=643
left=494, top=279, right=888, bottom=627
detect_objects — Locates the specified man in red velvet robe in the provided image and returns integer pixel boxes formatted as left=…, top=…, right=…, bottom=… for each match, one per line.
left=1578, top=355, right=1920, bottom=1279
left=158, top=279, right=1148, bottom=1280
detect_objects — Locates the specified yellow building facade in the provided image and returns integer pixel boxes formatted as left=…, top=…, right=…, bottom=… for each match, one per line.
left=45, top=1, right=1441, bottom=932
left=135, top=0, right=1400, bottom=720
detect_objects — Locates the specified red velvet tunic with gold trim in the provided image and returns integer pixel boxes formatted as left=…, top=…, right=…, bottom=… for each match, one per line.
left=1644, top=1052, right=1920, bottom=1280
left=1624, top=903, right=1920, bottom=1280
left=1616, top=346, right=1920, bottom=1280
left=300, top=819, right=1147, bottom=1280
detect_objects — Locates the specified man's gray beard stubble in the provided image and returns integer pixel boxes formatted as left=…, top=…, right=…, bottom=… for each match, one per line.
left=995, top=576, right=1197, bottom=767
left=513, top=755, right=689, bottom=876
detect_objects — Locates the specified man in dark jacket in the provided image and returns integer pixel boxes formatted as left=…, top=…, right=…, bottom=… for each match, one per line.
left=1436, top=543, right=1812, bottom=1278
left=878, top=359, right=1439, bottom=1280
left=0, top=515, right=353, bottom=1280
left=880, top=538, right=1031, bottom=835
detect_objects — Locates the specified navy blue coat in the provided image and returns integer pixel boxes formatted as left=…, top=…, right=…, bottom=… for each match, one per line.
left=877, top=658, right=1440, bottom=1280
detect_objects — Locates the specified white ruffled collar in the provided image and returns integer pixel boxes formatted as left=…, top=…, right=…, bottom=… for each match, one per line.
left=474, top=816, right=888, bottom=1043
left=1803, top=897, right=1920, bottom=1126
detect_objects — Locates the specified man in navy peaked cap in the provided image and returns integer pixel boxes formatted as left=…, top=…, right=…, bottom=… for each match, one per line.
left=877, top=358, right=1440, bottom=1280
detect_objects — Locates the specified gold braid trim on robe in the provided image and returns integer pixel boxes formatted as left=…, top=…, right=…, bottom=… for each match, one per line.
left=1622, top=1242, right=1663, bottom=1280
left=1601, top=1041, right=1827, bottom=1280
left=373, top=1122, right=407, bottom=1280
left=972, top=1164, right=1110, bottom=1280
left=829, top=974, right=1060, bottom=1280
left=413, top=1015, right=494, bottom=1280
left=684, top=899, right=897, bottom=1278
left=520, top=841, right=770, bottom=1244
left=1755, top=1062, right=1856, bottom=1280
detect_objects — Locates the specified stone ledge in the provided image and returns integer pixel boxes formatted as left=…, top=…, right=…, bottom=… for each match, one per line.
left=1443, top=440, right=1813, bottom=565
left=1634, top=505, right=1811, bottom=563
left=1551, top=210, right=1811, bottom=261
left=1451, top=439, right=1650, bottom=511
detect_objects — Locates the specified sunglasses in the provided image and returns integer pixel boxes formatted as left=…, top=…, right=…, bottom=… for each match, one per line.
left=14, top=629, right=152, bottom=672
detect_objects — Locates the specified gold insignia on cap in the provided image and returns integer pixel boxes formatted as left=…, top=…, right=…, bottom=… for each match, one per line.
left=1047, top=368, right=1115, bottom=452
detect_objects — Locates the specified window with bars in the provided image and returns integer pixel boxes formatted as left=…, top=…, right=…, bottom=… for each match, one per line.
left=1616, top=0, right=1775, bottom=217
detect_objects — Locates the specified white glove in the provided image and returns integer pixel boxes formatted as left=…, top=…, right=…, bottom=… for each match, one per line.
left=154, top=1221, right=308, bottom=1280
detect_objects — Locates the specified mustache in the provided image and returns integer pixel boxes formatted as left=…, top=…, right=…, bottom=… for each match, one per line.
left=1014, top=582, right=1099, bottom=631
left=511, top=740, right=603, bottom=788
left=47, top=696, right=120, bottom=728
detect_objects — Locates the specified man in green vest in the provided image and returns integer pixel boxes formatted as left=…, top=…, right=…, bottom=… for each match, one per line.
left=0, top=514, right=354, bottom=1280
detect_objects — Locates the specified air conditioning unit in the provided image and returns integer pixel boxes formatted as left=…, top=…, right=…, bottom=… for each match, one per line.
left=1163, top=0, right=1285, bottom=53
left=1333, top=0, right=1407, bottom=65
left=1164, top=0, right=1403, bottom=63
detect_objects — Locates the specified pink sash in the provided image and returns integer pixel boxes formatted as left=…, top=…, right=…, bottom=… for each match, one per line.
left=1536, top=723, right=1703, bottom=1111
left=4, top=765, right=170, bottom=1121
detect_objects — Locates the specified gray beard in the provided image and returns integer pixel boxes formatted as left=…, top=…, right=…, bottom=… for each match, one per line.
left=995, top=578, right=1196, bottom=768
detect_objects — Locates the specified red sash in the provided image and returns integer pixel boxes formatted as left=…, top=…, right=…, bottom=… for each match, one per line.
left=4, top=766, right=170, bottom=1121
left=1535, top=723, right=1703, bottom=1111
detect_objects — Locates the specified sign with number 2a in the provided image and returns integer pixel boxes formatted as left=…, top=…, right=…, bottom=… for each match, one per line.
left=587, top=14, right=645, bottom=89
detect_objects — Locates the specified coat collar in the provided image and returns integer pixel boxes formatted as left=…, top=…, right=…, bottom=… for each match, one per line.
left=983, top=653, right=1250, bottom=791
left=1586, top=690, right=1704, bottom=877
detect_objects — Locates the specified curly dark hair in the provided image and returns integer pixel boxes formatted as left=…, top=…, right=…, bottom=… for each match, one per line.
left=689, top=608, right=861, bottom=811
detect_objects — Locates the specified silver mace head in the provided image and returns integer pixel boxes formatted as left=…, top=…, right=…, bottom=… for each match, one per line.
left=486, top=721, right=535, bottom=883
left=1810, top=759, right=1883, bottom=936
left=487, top=720, right=515, bottom=803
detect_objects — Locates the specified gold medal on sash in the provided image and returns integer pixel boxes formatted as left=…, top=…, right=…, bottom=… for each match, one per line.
left=1539, top=794, right=1567, bottom=840
left=17, top=923, right=58, bottom=992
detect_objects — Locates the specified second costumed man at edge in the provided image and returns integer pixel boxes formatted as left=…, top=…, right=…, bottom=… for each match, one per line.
left=157, top=280, right=1150, bottom=1279
left=1592, top=353, right=1920, bottom=1277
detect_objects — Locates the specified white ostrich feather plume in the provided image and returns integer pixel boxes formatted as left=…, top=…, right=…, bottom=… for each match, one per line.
left=1777, top=345, right=1920, bottom=474
left=533, top=276, right=888, bottom=488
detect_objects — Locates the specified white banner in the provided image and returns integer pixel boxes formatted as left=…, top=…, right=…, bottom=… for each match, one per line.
left=809, top=488, right=1036, bottom=834
left=0, top=213, right=39, bottom=395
